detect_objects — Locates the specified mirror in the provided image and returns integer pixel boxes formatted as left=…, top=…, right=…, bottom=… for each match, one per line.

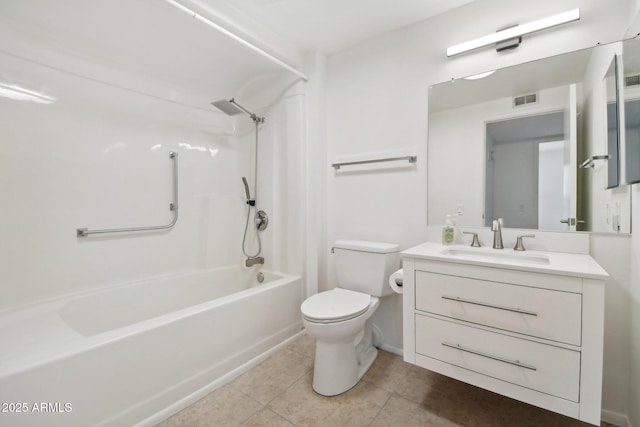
left=428, top=39, right=632, bottom=234
left=624, top=37, right=640, bottom=185
left=605, top=56, right=620, bottom=189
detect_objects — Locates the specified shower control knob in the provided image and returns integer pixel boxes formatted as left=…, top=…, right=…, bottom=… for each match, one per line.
left=255, top=210, right=269, bottom=231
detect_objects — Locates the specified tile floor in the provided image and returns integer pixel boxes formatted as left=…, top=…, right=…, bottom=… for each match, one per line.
left=157, top=333, right=617, bottom=427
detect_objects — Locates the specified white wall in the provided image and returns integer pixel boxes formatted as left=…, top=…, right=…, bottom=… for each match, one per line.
left=303, top=51, right=327, bottom=300
left=581, top=42, right=632, bottom=234
left=630, top=185, right=640, bottom=427
left=326, top=0, right=633, bottom=419
left=625, top=4, right=640, bottom=427
left=581, top=41, right=635, bottom=423
left=247, top=83, right=307, bottom=278
left=627, top=8, right=640, bottom=427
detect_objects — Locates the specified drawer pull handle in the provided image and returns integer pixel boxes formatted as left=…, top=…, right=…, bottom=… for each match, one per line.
left=442, top=342, right=537, bottom=371
left=441, top=295, right=538, bottom=317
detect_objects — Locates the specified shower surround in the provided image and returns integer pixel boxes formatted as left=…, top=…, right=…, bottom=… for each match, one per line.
left=0, top=1, right=307, bottom=425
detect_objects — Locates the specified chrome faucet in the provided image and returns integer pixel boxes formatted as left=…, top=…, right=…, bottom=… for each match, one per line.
left=491, top=218, right=504, bottom=249
left=463, top=231, right=481, bottom=247
left=245, top=256, right=264, bottom=267
left=514, top=234, right=535, bottom=251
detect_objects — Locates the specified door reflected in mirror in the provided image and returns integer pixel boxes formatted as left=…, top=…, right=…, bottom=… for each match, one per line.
left=485, top=112, right=568, bottom=231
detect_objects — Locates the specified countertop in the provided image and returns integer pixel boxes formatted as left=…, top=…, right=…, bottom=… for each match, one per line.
left=401, top=242, right=609, bottom=280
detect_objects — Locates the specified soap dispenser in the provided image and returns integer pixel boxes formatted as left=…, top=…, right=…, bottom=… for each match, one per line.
left=442, top=214, right=455, bottom=245
left=452, top=214, right=461, bottom=244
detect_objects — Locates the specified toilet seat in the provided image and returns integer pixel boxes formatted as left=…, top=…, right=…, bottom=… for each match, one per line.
left=301, top=288, right=371, bottom=323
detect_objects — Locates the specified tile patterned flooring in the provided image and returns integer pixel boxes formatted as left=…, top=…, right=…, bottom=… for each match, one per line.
left=157, top=333, right=617, bottom=427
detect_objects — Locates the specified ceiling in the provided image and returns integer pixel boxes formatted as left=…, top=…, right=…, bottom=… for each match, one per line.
left=0, top=0, right=477, bottom=107
left=0, top=0, right=288, bottom=109
left=487, top=112, right=564, bottom=144
left=0, top=0, right=485, bottom=120
left=194, top=0, right=475, bottom=55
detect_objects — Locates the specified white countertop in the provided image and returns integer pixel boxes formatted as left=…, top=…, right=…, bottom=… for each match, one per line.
left=401, top=242, right=609, bottom=280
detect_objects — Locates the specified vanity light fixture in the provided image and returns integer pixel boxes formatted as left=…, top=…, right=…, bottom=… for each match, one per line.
left=446, top=8, right=580, bottom=57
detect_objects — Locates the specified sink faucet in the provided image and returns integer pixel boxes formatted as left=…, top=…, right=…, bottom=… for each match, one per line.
left=463, top=231, right=481, bottom=247
left=245, top=256, right=264, bottom=267
left=514, top=234, right=535, bottom=251
left=491, top=218, right=504, bottom=249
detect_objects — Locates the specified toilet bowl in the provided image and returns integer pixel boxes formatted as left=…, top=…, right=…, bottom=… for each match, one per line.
left=300, top=240, right=399, bottom=396
left=301, top=288, right=380, bottom=396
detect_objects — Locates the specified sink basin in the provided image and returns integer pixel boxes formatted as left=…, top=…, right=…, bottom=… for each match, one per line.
left=440, top=247, right=550, bottom=265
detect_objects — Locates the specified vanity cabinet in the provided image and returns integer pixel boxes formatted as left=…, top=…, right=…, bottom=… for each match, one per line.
left=402, top=244, right=607, bottom=426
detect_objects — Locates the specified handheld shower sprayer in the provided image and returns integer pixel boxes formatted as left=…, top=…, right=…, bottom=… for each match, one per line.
left=241, top=176, right=255, bottom=206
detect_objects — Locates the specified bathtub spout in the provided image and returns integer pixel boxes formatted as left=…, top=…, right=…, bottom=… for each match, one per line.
left=245, top=256, right=264, bottom=267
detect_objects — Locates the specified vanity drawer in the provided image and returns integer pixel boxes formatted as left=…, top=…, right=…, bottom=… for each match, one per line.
left=415, top=314, right=580, bottom=402
left=415, top=271, right=582, bottom=345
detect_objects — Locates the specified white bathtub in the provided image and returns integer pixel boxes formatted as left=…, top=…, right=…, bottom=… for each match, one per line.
left=0, top=267, right=303, bottom=426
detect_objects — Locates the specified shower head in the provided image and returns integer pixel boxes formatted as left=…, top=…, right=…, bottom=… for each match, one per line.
left=211, top=99, right=244, bottom=116
left=211, top=98, right=265, bottom=124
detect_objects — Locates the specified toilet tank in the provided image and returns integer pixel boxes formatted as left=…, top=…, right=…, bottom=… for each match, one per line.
left=333, top=240, right=400, bottom=297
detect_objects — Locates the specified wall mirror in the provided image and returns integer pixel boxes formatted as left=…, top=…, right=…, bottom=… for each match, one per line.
left=624, top=37, right=640, bottom=185
left=605, top=56, right=620, bottom=189
left=427, top=39, right=633, bottom=234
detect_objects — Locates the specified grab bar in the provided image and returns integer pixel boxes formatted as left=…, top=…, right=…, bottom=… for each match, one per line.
left=579, top=154, right=610, bottom=169
left=331, top=155, right=417, bottom=170
left=77, top=152, right=179, bottom=237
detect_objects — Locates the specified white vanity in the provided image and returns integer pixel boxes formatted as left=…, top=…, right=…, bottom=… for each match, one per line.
left=401, top=242, right=608, bottom=425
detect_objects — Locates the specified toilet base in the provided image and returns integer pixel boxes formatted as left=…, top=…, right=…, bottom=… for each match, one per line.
left=310, top=324, right=379, bottom=397
left=357, top=345, right=378, bottom=380
left=303, top=295, right=381, bottom=397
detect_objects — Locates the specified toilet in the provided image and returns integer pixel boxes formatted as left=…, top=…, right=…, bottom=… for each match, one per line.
left=300, top=240, right=400, bottom=396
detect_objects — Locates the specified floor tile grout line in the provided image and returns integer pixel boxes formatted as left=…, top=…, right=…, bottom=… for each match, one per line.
left=266, top=405, right=299, bottom=427
left=263, top=365, right=315, bottom=425
left=286, top=343, right=314, bottom=358
left=360, top=377, right=397, bottom=395
left=228, top=384, right=268, bottom=426
left=228, top=344, right=314, bottom=408
left=366, top=391, right=393, bottom=426
left=265, top=393, right=301, bottom=427
left=260, top=364, right=315, bottom=407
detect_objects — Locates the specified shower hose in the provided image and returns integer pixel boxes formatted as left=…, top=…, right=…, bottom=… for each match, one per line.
left=242, top=204, right=261, bottom=259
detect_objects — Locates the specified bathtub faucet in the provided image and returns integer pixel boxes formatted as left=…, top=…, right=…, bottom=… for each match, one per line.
left=245, top=256, right=264, bottom=267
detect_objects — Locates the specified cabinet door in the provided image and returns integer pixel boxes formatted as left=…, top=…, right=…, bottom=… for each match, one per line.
left=416, top=314, right=580, bottom=402
left=415, top=271, right=582, bottom=345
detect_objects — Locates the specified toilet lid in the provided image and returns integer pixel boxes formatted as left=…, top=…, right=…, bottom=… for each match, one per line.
left=301, top=288, right=371, bottom=322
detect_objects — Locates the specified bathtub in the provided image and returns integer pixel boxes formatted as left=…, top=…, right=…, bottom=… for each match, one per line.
left=0, top=267, right=303, bottom=427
